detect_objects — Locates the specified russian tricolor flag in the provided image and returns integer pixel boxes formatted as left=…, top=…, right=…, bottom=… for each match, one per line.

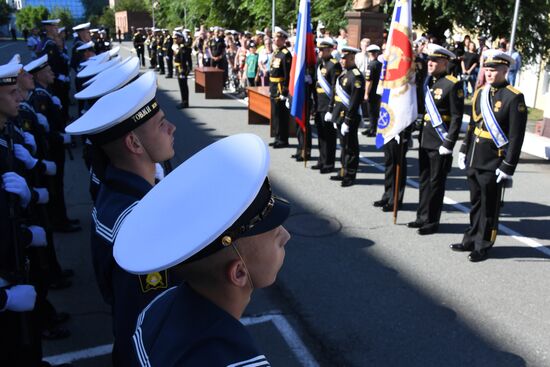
left=289, top=0, right=316, bottom=132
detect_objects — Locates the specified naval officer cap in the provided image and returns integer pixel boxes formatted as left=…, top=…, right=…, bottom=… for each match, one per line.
left=0, top=62, right=22, bottom=86
left=83, top=56, right=133, bottom=87
left=75, top=57, right=140, bottom=100
left=66, top=71, right=160, bottom=145
left=73, top=22, right=91, bottom=31
left=114, top=133, right=291, bottom=274
left=341, top=46, right=361, bottom=56
left=41, top=19, right=60, bottom=25
left=274, top=27, right=289, bottom=39
left=483, top=49, right=514, bottom=68
left=8, top=54, right=21, bottom=64
left=23, top=54, right=49, bottom=74
left=109, top=46, right=121, bottom=58
left=77, top=41, right=94, bottom=52
left=426, top=44, right=455, bottom=60
left=77, top=56, right=121, bottom=79
left=366, top=44, right=381, bottom=53
left=317, top=38, right=336, bottom=49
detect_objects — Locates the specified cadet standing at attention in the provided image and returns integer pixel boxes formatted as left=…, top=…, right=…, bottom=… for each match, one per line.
left=330, top=46, right=365, bottom=188
left=312, top=38, right=341, bottom=174
left=269, top=27, right=292, bottom=149
left=451, top=50, right=527, bottom=262
left=65, top=71, right=180, bottom=366
left=114, top=133, right=291, bottom=367
left=408, top=44, right=464, bottom=235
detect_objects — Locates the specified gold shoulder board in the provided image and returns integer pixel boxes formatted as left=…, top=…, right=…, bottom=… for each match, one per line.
left=506, top=85, right=521, bottom=95
left=445, top=75, right=458, bottom=84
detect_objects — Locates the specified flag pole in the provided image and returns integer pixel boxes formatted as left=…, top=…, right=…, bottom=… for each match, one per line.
left=392, top=136, right=404, bottom=224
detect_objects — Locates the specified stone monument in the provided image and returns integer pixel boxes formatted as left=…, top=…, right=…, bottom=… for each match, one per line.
left=346, top=0, right=387, bottom=49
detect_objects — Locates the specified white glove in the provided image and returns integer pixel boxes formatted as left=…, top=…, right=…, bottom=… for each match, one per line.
left=23, top=132, right=37, bottom=154
left=495, top=168, right=511, bottom=184
left=285, top=98, right=290, bottom=109
left=33, top=187, right=49, bottom=204
left=438, top=145, right=452, bottom=155
left=340, top=123, right=349, bottom=136
left=279, top=95, right=287, bottom=102
left=29, top=225, right=47, bottom=247
left=14, top=144, right=38, bottom=170
left=305, top=75, right=313, bottom=84
left=36, top=113, right=50, bottom=132
left=2, top=172, right=31, bottom=208
left=4, top=285, right=37, bottom=312
left=154, top=163, right=165, bottom=181
left=42, top=160, right=57, bottom=176
left=324, top=112, right=333, bottom=122
left=333, top=122, right=337, bottom=130
left=61, top=133, right=71, bottom=144
left=57, top=74, right=70, bottom=83
left=51, top=96, right=62, bottom=108
left=457, top=152, right=467, bottom=170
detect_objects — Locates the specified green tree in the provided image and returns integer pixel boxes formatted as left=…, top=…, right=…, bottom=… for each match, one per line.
left=0, top=2, right=13, bottom=26
left=15, top=5, right=49, bottom=31
left=313, top=0, right=352, bottom=34
left=98, top=6, right=115, bottom=30
left=115, top=0, right=150, bottom=13
left=50, top=7, right=74, bottom=31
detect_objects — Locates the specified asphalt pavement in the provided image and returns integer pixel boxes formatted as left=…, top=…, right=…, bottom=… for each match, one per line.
left=2, top=40, right=549, bottom=367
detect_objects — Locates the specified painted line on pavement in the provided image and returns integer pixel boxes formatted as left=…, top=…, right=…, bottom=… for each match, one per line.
left=242, top=313, right=320, bottom=367
left=43, top=343, right=113, bottom=364
left=225, top=92, right=549, bottom=256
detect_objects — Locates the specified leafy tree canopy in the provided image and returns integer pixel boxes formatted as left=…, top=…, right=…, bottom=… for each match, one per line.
left=114, top=0, right=150, bottom=13
left=50, top=7, right=74, bottom=31
left=0, top=2, right=13, bottom=26
left=16, top=5, right=49, bottom=31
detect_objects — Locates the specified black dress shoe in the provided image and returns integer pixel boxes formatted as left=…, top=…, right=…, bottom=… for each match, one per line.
left=361, top=129, right=370, bottom=136
left=311, top=164, right=322, bottom=170
left=269, top=142, right=276, bottom=146
left=165, top=75, right=173, bottom=79
left=407, top=220, right=424, bottom=228
left=468, top=249, right=489, bottom=262
left=450, top=243, right=474, bottom=252
left=381, top=204, right=393, bottom=212
left=330, top=175, right=344, bottom=181
left=373, top=199, right=388, bottom=207
left=52, top=222, right=82, bottom=233
left=341, top=178, right=355, bottom=187
left=320, top=167, right=334, bottom=174
left=176, top=103, right=188, bottom=109
left=417, top=226, right=437, bottom=235
left=291, top=153, right=300, bottom=159
left=295, top=155, right=311, bottom=162
left=272, top=142, right=289, bottom=149
left=42, top=326, right=71, bottom=340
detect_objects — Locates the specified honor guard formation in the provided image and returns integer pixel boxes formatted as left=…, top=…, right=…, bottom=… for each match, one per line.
left=0, top=11, right=536, bottom=367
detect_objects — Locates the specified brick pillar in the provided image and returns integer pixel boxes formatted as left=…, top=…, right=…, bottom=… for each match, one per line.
left=345, top=11, right=387, bottom=49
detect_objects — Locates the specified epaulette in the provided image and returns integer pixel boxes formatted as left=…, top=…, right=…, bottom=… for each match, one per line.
left=352, top=68, right=361, bottom=76
left=471, top=88, right=482, bottom=122
left=445, top=75, right=459, bottom=84
left=330, top=58, right=338, bottom=64
left=282, top=48, right=289, bottom=54
left=506, top=85, right=521, bottom=95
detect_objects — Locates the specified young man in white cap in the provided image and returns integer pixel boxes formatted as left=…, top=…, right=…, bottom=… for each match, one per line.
left=408, top=44, right=464, bottom=235
left=330, top=46, right=365, bottom=187
left=66, top=71, right=178, bottom=366
left=70, top=22, right=91, bottom=73
left=269, top=27, right=292, bottom=148
left=451, top=50, right=527, bottom=262
left=312, top=38, right=342, bottom=174
left=114, top=133, right=291, bottom=366
left=26, top=55, right=80, bottom=233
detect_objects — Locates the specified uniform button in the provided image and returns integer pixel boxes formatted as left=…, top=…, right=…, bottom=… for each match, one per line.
left=476, top=138, right=480, bottom=143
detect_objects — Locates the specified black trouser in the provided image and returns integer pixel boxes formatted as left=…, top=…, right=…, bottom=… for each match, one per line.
left=380, top=138, right=407, bottom=205
left=157, top=52, right=165, bottom=73
left=367, top=95, right=381, bottom=134
left=52, top=79, right=70, bottom=122
left=137, top=47, right=145, bottom=66
left=338, top=121, right=360, bottom=180
left=462, top=168, right=503, bottom=251
left=416, top=147, right=452, bottom=229
left=296, top=118, right=312, bottom=157
left=49, top=146, right=69, bottom=224
left=271, top=98, right=289, bottom=144
left=148, top=48, right=156, bottom=68
left=213, top=58, right=228, bottom=85
left=177, top=75, right=189, bottom=106
left=314, top=112, right=337, bottom=169
left=165, top=55, right=173, bottom=77
left=0, top=306, right=43, bottom=367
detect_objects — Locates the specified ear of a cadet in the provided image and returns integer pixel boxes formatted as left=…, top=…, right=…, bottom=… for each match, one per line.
left=227, top=256, right=250, bottom=289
